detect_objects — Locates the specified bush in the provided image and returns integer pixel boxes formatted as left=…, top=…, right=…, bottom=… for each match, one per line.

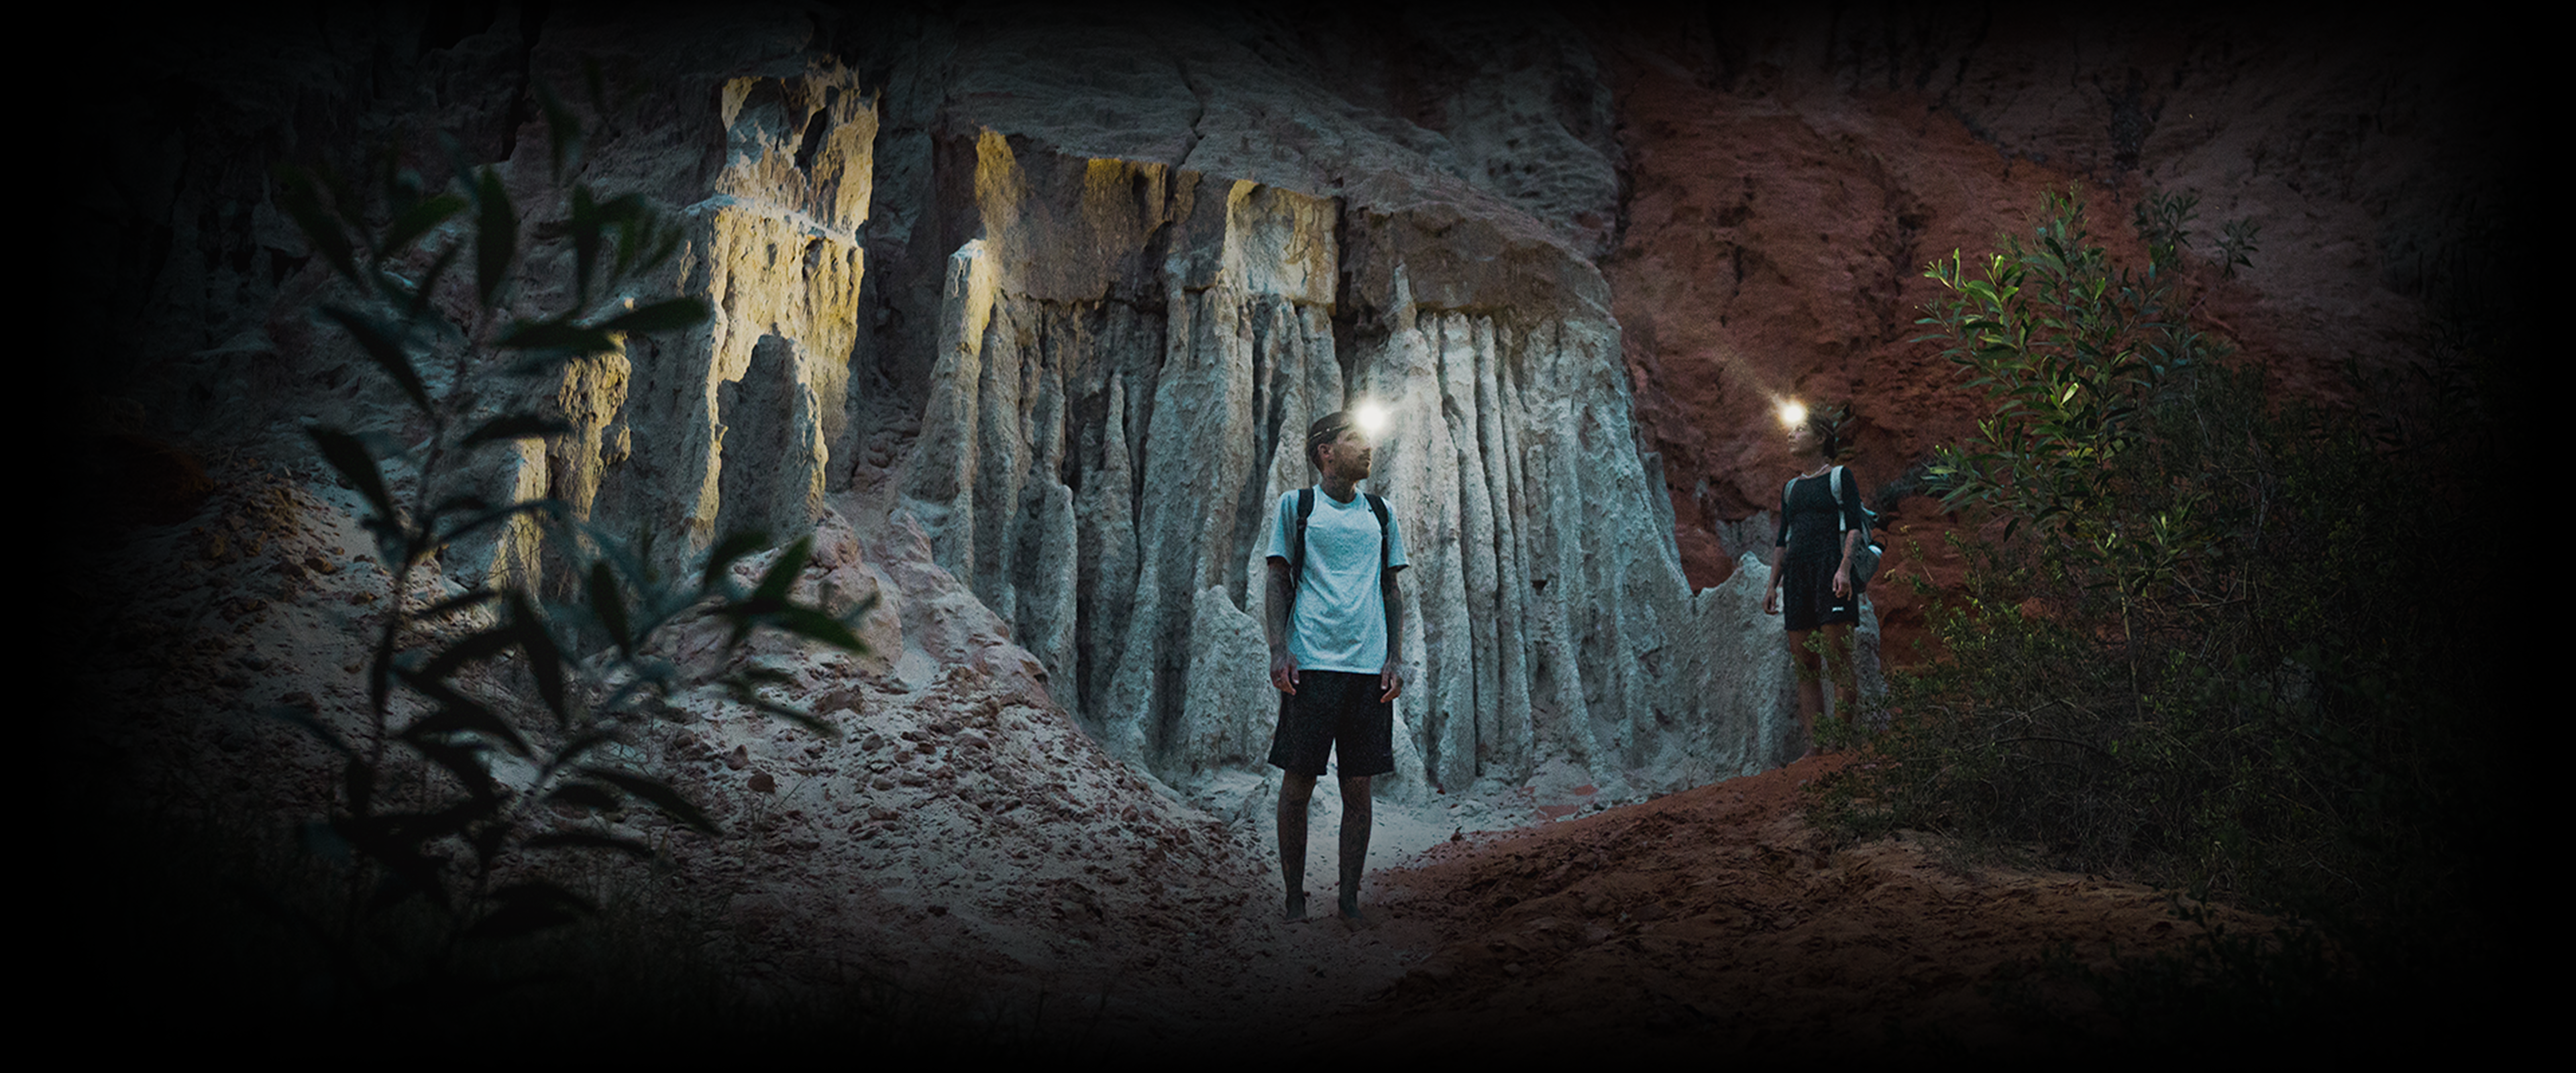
left=1823, top=187, right=2510, bottom=1044
left=262, top=78, right=867, bottom=1021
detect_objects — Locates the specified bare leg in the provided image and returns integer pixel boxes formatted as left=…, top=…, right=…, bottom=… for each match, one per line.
left=1277, top=773, right=1316, bottom=920
left=1788, top=627, right=1824, bottom=758
left=1819, top=622, right=1856, bottom=737
left=1336, top=775, right=1373, bottom=924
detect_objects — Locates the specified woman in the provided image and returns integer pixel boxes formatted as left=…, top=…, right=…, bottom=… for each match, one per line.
left=1762, top=406, right=1868, bottom=758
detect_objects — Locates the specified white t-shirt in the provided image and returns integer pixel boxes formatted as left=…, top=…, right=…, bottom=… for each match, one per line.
left=1267, top=487, right=1409, bottom=674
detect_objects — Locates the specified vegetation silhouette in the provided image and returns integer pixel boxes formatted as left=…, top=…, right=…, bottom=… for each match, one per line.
left=1821, top=187, right=2510, bottom=1054
left=262, top=74, right=873, bottom=1030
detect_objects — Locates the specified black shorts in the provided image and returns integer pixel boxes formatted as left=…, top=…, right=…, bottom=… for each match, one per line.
left=1267, top=669, right=1395, bottom=778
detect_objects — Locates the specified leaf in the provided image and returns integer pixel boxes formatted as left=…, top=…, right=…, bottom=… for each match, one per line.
left=702, top=530, right=771, bottom=592
left=409, top=738, right=502, bottom=803
left=546, top=729, right=622, bottom=774
left=771, top=606, right=865, bottom=653
left=474, top=167, right=518, bottom=308
left=582, top=56, right=612, bottom=120
left=436, top=499, right=565, bottom=551
left=417, top=587, right=500, bottom=620
left=584, top=191, right=649, bottom=228
left=416, top=626, right=517, bottom=683
left=751, top=536, right=814, bottom=606
left=545, top=782, right=621, bottom=811
left=305, top=426, right=396, bottom=522
left=730, top=690, right=841, bottom=738
left=345, top=758, right=374, bottom=813
left=580, top=767, right=720, bottom=835
left=397, top=689, right=533, bottom=757
left=380, top=192, right=468, bottom=259
left=464, top=881, right=592, bottom=940
left=275, top=166, right=360, bottom=284
left=405, top=239, right=465, bottom=324
left=462, top=414, right=574, bottom=446
left=510, top=592, right=571, bottom=729
left=495, top=318, right=619, bottom=355
left=588, top=561, right=635, bottom=659
left=428, top=493, right=497, bottom=519
left=525, top=830, right=656, bottom=860
left=598, top=297, right=708, bottom=334
left=570, top=185, right=603, bottom=304
left=369, top=622, right=395, bottom=718
left=432, top=129, right=480, bottom=201
left=535, top=80, right=584, bottom=182
left=317, top=306, right=434, bottom=416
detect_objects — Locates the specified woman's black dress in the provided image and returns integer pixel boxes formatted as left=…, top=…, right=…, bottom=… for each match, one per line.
left=1775, top=467, right=1866, bottom=632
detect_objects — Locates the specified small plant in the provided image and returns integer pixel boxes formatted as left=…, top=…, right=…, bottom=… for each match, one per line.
left=2215, top=218, right=2261, bottom=279
left=2133, top=188, right=2198, bottom=275
left=1919, top=186, right=2221, bottom=604
left=269, top=80, right=863, bottom=1014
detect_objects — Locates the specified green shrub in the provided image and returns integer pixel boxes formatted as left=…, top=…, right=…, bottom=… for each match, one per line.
left=1824, top=187, right=2508, bottom=1043
left=265, top=78, right=865, bottom=1021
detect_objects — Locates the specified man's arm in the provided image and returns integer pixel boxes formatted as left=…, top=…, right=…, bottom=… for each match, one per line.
left=1266, top=557, right=1299, bottom=694
left=1378, top=567, right=1407, bottom=701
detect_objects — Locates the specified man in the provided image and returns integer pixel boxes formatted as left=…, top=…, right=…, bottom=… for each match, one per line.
left=1265, top=409, right=1408, bottom=925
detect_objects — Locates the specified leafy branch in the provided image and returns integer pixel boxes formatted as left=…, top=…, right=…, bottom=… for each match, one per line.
left=269, top=76, right=865, bottom=1011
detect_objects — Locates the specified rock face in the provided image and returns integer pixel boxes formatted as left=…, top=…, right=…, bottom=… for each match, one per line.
left=80, top=7, right=1801, bottom=806
left=76, top=7, right=2515, bottom=807
left=1593, top=7, right=2524, bottom=616
left=870, top=16, right=1787, bottom=793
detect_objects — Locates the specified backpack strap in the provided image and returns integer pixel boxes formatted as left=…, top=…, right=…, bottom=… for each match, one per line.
left=1830, top=465, right=1875, bottom=539
left=1288, top=487, right=1316, bottom=616
left=1366, top=493, right=1395, bottom=653
left=1365, top=494, right=1391, bottom=577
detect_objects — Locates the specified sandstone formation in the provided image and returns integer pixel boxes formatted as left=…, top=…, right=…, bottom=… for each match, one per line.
left=77, top=3, right=2518, bottom=803
left=852, top=13, right=1805, bottom=795
left=1594, top=8, right=2522, bottom=622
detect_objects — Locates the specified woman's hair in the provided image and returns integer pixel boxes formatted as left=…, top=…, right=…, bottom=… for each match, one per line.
left=1805, top=403, right=1854, bottom=461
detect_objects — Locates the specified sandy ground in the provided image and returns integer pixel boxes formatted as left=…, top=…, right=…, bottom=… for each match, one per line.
left=78, top=457, right=2273, bottom=1058
left=870, top=752, right=2273, bottom=1058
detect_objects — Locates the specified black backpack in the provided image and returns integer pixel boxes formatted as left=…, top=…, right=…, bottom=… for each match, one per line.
left=1830, top=466, right=1886, bottom=587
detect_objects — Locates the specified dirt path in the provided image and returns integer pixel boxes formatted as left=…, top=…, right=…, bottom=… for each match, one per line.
left=80, top=463, right=2271, bottom=1057
left=1266, top=754, right=2269, bottom=1058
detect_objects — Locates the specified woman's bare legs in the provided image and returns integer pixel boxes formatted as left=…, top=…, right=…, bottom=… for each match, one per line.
left=1819, top=622, right=1856, bottom=738
left=1789, top=626, right=1823, bottom=757
left=1789, top=624, right=1857, bottom=758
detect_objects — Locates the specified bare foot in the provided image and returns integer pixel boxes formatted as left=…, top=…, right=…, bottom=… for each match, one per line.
left=1338, top=895, right=1373, bottom=930
left=1283, top=893, right=1309, bottom=922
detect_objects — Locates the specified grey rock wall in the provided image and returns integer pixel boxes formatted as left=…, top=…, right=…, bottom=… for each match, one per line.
left=873, top=15, right=1799, bottom=794
left=92, top=7, right=1803, bottom=802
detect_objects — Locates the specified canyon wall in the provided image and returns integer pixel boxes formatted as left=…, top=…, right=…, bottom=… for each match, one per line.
left=78, top=7, right=1800, bottom=803
left=73, top=5, right=2515, bottom=801
left=866, top=15, right=1786, bottom=793
left=1590, top=7, right=2524, bottom=659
